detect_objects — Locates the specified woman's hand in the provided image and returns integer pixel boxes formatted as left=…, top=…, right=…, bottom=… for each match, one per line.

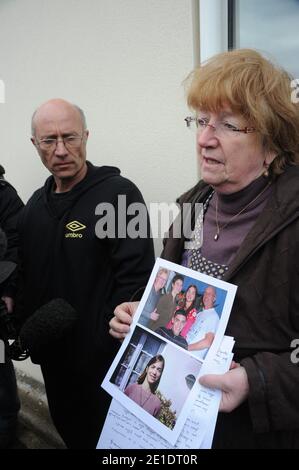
left=109, top=301, right=139, bottom=340
left=199, top=365, right=249, bottom=413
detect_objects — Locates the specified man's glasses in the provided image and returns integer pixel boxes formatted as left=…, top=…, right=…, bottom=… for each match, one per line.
left=184, top=116, right=255, bottom=137
left=156, top=275, right=167, bottom=283
left=37, top=135, right=84, bottom=151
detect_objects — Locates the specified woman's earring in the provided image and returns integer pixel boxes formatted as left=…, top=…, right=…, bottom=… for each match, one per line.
left=263, top=163, right=269, bottom=178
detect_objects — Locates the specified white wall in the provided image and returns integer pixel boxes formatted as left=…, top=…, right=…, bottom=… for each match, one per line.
left=0, top=0, right=197, bottom=381
left=159, top=344, right=202, bottom=416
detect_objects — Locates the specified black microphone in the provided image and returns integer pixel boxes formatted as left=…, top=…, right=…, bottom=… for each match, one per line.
left=9, top=298, right=78, bottom=361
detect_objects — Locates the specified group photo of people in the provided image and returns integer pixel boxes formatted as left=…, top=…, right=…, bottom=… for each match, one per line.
left=138, top=263, right=228, bottom=360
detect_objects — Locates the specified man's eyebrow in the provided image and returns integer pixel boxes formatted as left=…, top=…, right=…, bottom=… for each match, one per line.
left=61, top=132, right=80, bottom=136
left=40, top=131, right=79, bottom=139
left=39, top=133, right=57, bottom=139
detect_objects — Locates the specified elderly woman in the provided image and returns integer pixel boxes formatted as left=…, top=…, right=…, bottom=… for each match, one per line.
left=110, top=49, right=299, bottom=449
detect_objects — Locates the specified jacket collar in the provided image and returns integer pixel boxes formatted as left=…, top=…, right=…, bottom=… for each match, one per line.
left=176, top=166, right=299, bottom=281
left=224, top=166, right=299, bottom=280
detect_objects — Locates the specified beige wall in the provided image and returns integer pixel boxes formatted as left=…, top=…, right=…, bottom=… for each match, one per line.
left=0, top=0, right=198, bottom=381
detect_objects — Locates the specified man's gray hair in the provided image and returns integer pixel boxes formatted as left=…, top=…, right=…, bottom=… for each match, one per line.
left=73, top=105, right=87, bottom=130
left=31, top=102, right=87, bottom=136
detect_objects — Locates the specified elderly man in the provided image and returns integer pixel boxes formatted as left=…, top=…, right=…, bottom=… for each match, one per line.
left=186, top=286, right=219, bottom=359
left=18, top=99, right=154, bottom=448
left=138, top=268, right=169, bottom=326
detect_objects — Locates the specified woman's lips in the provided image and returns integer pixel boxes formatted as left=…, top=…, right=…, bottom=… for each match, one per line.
left=203, top=156, right=223, bottom=165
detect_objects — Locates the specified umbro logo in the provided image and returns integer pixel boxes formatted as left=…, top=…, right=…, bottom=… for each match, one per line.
left=66, top=221, right=86, bottom=232
left=65, top=220, right=86, bottom=238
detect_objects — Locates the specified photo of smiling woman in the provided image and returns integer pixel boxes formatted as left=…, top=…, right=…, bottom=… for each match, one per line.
left=124, top=355, right=165, bottom=418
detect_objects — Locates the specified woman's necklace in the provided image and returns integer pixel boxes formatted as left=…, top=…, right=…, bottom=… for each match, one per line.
left=214, top=182, right=271, bottom=241
left=139, top=386, right=152, bottom=407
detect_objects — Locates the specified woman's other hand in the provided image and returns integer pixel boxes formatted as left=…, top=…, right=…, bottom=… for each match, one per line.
left=199, top=366, right=249, bottom=413
left=109, top=301, right=139, bottom=340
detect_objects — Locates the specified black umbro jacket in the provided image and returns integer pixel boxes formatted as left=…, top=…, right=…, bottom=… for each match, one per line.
left=18, top=162, right=154, bottom=447
left=18, top=162, right=154, bottom=367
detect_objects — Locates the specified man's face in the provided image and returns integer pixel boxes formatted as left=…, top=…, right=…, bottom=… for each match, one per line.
left=31, top=100, right=89, bottom=189
left=172, top=313, right=186, bottom=336
left=172, top=279, right=183, bottom=295
left=203, top=287, right=216, bottom=309
left=154, top=271, right=168, bottom=291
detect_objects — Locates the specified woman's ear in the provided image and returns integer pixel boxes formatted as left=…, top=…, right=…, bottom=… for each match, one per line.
left=263, top=151, right=277, bottom=177
left=265, top=151, right=277, bottom=166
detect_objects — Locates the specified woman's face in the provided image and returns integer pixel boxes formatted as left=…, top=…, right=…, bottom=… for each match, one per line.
left=186, top=286, right=196, bottom=303
left=146, top=361, right=164, bottom=384
left=196, top=107, right=274, bottom=194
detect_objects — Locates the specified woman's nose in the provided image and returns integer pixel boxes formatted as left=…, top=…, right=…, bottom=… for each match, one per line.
left=197, top=124, right=218, bottom=148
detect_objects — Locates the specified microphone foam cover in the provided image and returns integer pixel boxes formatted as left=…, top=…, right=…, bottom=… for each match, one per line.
left=20, top=298, right=78, bottom=356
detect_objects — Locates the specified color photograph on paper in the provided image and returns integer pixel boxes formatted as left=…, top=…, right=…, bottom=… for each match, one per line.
left=138, top=264, right=228, bottom=361
left=110, top=325, right=202, bottom=430
left=101, top=258, right=237, bottom=444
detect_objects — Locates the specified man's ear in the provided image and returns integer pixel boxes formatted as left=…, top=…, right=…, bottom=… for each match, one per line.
left=31, top=137, right=37, bottom=147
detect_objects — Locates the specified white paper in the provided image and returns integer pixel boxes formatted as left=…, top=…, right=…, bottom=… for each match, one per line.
left=97, top=336, right=234, bottom=449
